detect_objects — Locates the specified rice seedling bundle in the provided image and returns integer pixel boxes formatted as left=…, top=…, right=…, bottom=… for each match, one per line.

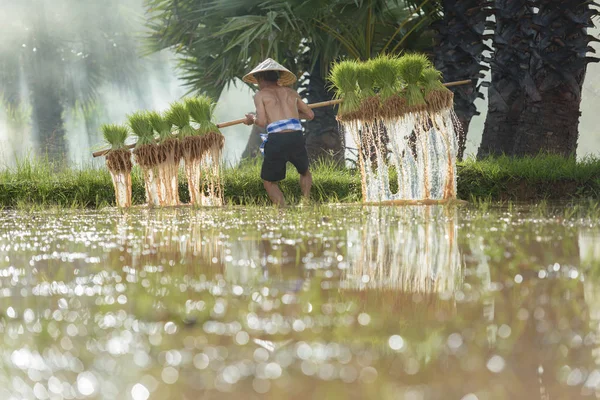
left=329, top=60, right=361, bottom=120
left=329, top=53, right=459, bottom=203
left=148, top=111, right=172, bottom=141
left=355, top=64, right=381, bottom=121
left=129, top=112, right=161, bottom=206
left=396, top=53, right=430, bottom=113
left=102, top=124, right=133, bottom=208
left=420, top=68, right=454, bottom=113
left=184, top=96, right=225, bottom=207
left=179, top=96, right=218, bottom=206
left=156, top=104, right=186, bottom=206
left=370, top=55, right=406, bottom=120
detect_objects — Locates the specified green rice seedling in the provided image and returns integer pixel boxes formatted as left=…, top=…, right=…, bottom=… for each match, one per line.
left=127, top=112, right=154, bottom=146
left=397, top=53, right=432, bottom=84
left=369, top=55, right=401, bottom=101
left=328, top=60, right=361, bottom=115
left=185, top=96, right=219, bottom=135
left=396, top=53, right=431, bottom=109
left=356, top=64, right=375, bottom=100
left=420, top=67, right=443, bottom=86
left=102, top=124, right=129, bottom=150
left=368, top=55, right=408, bottom=118
left=147, top=111, right=172, bottom=141
left=355, top=63, right=379, bottom=120
left=166, top=101, right=195, bottom=138
left=420, top=67, right=453, bottom=112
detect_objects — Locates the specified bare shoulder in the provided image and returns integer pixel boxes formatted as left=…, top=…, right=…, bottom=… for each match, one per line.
left=284, top=87, right=300, bottom=96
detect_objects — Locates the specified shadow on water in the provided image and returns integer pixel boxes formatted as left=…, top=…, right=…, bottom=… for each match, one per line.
left=0, top=204, right=599, bottom=399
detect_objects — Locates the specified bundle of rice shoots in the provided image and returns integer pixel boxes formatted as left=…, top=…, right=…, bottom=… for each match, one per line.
left=148, top=111, right=172, bottom=141
left=184, top=96, right=224, bottom=207
left=102, top=124, right=132, bottom=208
left=129, top=112, right=156, bottom=164
left=397, top=53, right=431, bottom=112
left=356, top=64, right=375, bottom=100
left=356, top=64, right=380, bottom=120
left=370, top=55, right=401, bottom=101
left=329, top=60, right=361, bottom=119
left=185, top=96, right=219, bottom=135
left=129, top=112, right=161, bottom=206
left=397, top=53, right=432, bottom=83
left=181, top=97, right=215, bottom=206
left=151, top=103, right=185, bottom=206
left=368, top=55, right=405, bottom=119
left=166, top=102, right=195, bottom=138
left=420, top=68, right=453, bottom=113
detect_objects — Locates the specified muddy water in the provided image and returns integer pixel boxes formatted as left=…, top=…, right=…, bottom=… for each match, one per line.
left=0, top=204, right=599, bottom=400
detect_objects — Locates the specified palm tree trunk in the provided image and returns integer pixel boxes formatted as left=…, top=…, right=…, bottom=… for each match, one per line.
left=513, top=72, right=586, bottom=156
left=432, top=0, right=490, bottom=160
left=28, top=1, right=68, bottom=162
left=30, top=79, right=67, bottom=162
left=302, top=57, right=345, bottom=166
left=478, top=0, right=532, bottom=158
left=512, top=0, right=598, bottom=156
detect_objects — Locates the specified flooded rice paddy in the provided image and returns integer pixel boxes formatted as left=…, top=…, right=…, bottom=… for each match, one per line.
left=0, top=204, right=600, bottom=399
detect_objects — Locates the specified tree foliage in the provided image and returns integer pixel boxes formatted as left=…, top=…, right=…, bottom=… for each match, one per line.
left=144, top=0, right=439, bottom=98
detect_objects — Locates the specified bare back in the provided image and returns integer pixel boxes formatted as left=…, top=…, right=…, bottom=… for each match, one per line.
left=257, top=86, right=300, bottom=126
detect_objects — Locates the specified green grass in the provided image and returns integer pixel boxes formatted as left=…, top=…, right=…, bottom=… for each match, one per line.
left=0, top=154, right=599, bottom=208
left=458, top=153, right=600, bottom=201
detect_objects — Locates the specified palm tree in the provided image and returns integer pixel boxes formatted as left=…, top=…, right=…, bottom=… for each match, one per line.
left=512, top=0, right=599, bottom=156
left=0, top=0, right=144, bottom=162
left=478, top=0, right=598, bottom=157
left=477, top=0, right=534, bottom=157
left=143, top=0, right=437, bottom=163
left=431, top=0, right=491, bottom=160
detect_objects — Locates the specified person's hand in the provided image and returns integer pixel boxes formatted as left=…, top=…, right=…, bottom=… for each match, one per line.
left=244, top=113, right=256, bottom=126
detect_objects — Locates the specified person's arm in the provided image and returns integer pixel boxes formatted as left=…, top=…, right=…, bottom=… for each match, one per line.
left=296, top=92, right=315, bottom=121
left=243, top=92, right=268, bottom=128
left=254, top=93, right=268, bottom=128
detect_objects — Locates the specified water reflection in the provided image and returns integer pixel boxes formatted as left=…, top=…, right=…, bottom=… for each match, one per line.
left=0, top=205, right=600, bottom=399
left=343, top=206, right=463, bottom=292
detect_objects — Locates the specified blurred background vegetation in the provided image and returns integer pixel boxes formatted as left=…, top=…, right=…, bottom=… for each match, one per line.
left=0, top=0, right=598, bottom=168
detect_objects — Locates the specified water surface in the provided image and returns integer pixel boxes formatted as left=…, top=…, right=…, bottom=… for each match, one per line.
left=0, top=204, right=599, bottom=399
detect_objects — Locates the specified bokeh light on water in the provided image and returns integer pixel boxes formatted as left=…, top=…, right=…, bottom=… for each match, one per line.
left=0, top=204, right=599, bottom=399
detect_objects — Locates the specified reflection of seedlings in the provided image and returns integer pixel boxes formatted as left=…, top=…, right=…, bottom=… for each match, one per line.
left=342, top=207, right=463, bottom=312
left=101, top=124, right=132, bottom=208
left=581, top=228, right=600, bottom=364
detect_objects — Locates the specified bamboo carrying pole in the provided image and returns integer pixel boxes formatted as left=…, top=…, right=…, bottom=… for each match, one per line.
left=92, top=79, right=472, bottom=158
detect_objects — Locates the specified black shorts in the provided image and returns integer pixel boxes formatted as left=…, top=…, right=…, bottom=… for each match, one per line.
left=261, top=130, right=310, bottom=182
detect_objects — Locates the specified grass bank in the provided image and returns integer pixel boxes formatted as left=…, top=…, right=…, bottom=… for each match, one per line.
left=457, top=154, right=600, bottom=201
left=0, top=154, right=599, bottom=208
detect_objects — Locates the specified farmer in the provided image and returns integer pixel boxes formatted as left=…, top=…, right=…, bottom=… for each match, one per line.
left=242, top=58, right=315, bottom=207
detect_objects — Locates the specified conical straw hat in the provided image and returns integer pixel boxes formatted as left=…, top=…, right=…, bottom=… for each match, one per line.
left=243, top=58, right=297, bottom=86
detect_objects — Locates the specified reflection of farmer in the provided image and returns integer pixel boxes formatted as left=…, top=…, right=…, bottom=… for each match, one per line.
left=243, top=59, right=315, bottom=207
